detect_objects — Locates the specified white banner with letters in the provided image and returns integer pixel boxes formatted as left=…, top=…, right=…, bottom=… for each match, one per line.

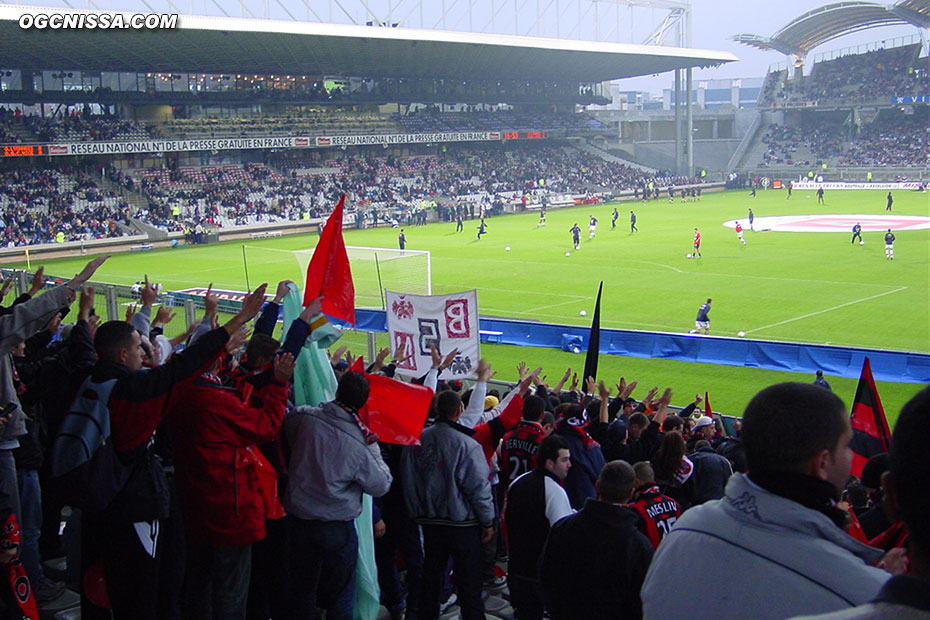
left=386, top=289, right=480, bottom=379
left=793, top=182, right=924, bottom=190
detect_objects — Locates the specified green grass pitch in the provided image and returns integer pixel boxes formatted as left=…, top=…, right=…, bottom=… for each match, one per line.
left=10, top=187, right=928, bottom=421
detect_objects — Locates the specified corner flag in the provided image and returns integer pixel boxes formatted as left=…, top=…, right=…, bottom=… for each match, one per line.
left=304, top=194, right=355, bottom=324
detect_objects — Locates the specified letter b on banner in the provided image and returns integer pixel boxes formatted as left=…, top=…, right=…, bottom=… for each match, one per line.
left=445, top=299, right=471, bottom=339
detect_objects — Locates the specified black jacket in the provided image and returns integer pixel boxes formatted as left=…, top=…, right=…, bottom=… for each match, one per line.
left=540, top=498, right=653, bottom=619
left=689, top=446, right=734, bottom=504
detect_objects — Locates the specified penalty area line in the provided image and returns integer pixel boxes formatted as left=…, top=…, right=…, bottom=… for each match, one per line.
left=746, top=286, right=909, bottom=335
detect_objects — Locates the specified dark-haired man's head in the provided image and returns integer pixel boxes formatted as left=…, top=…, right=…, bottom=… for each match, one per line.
left=844, top=482, right=869, bottom=510
left=884, top=386, right=929, bottom=577
left=541, top=412, right=556, bottom=436
left=596, top=460, right=636, bottom=504
left=662, top=414, right=683, bottom=434
left=522, top=395, right=546, bottom=422
left=245, top=333, right=280, bottom=369
left=538, top=435, right=571, bottom=480
left=633, top=461, right=655, bottom=487
left=435, top=390, right=464, bottom=422
left=628, top=413, right=649, bottom=440
left=94, top=320, right=144, bottom=370
left=334, top=371, right=370, bottom=410
left=742, top=382, right=850, bottom=493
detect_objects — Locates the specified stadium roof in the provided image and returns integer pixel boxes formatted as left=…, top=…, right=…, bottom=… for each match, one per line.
left=732, top=0, right=930, bottom=57
left=0, top=5, right=736, bottom=83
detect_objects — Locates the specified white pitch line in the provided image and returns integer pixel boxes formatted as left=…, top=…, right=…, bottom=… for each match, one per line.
left=746, top=286, right=909, bottom=334
left=629, top=260, right=684, bottom=274
left=524, top=297, right=588, bottom=313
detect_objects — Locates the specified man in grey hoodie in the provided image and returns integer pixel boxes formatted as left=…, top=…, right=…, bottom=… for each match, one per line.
left=403, top=389, right=495, bottom=620
left=284, top=371, right=392, bottom=620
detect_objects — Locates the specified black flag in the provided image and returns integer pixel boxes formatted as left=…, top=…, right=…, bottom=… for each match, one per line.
left=583, top=282, right=603, bottom=384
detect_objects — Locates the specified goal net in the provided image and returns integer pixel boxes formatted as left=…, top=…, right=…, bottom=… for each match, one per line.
left=244, top=244, right=431, bottom=309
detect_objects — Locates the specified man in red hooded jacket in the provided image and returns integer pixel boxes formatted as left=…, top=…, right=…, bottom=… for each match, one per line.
left=169, top=346, right=294, bottom=620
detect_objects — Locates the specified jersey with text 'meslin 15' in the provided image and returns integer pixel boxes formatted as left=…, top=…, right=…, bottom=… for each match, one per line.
left=626, top=484, right=682, bottom=549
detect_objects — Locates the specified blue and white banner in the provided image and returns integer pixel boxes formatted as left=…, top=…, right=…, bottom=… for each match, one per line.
left=385, top=289, right=480, bottom=379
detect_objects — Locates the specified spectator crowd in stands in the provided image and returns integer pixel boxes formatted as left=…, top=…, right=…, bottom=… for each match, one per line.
left=0, top=166, right=133, bottom=246
left=0, top=141, right=699, bottom=246
left=0, top=263, right=925, bottom=620
left=759, top=45, right=929, bottom=107
left=758, top=107, right=929, bottom=168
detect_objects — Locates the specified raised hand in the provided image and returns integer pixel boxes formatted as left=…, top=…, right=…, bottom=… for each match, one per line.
left=155, top=305, right=176, bottom=325
left=274, top=280, right=294, bottom=303
left=273, top=352, right=296, bottom=381
left=655, top=388, right=673, bottom=416
left=79, top=286, right=95, bottom=321
left=125, top=303, right=137, bottom=323
left=29, top=266, right=45, bottom=296
left=140, top=275, right=157, bottom=307
left=585, top=375, right=596, bottom=395
left=517, top=367, right=543, bottom=396
left=300, top=296, right=323, bottom=321
left=225, top=325, right=250, bottom=354
left=517, top=361, right=528, bottom=381
left=224, top=283, right=268, bottom=335
left=204, top=283, right=219, bottom=318
left=440, top=347, right=459, bottom=371
left=617, top=377, right=638, bottom=400
left=597, top=380, right=611, bottom=400
left=642, top=386, right=659, bottom=408
left=476, top=358, right=494, bottom=382
left=330, top=345, right=348, bottom=364
left=70, top=255, right=109, bottom=288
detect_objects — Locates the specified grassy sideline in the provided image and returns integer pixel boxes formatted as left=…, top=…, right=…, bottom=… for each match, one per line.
left=7, top=187, right=928, bottom=422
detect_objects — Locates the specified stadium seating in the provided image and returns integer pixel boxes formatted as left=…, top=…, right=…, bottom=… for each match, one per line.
left=0, top=166, right=135, bottom=246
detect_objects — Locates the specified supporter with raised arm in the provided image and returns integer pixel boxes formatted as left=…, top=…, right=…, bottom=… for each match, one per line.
left=283, top=371, right=393, bottom=620
left=0, top=258, right=106, bottom=589
left=641, top=383, right=891, bottom=620
left=402, top=389, right=496, bottom=620
left=168, top=344, right=295, bottom=620
left=73, top=279, right=268, bottom=620
left=552, top=378, right=607, bottom=509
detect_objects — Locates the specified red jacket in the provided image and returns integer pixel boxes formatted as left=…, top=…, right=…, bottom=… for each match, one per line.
left=473, top=395, right=524, bottom=466
left=169, top=371, right=288, bottom=547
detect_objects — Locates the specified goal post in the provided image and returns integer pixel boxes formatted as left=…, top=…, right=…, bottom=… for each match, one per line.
left=243, top=244, right=431, bottom=309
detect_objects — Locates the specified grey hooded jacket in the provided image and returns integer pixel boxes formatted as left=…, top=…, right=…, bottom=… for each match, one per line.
left=401, top=419, right=494, bottom=527
left=642, top=473, right=889, bottom=620
left=284, top=400, right=392, bottom=522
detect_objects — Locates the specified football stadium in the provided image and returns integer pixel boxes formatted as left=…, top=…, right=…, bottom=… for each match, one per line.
left=0, top=0, right=927, bottom=618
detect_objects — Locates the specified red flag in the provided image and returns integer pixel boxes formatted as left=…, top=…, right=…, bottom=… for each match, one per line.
left=2, top=514, right=39, bottom=620
left=704, top=391, right=713, bottom=418
left=849, top=357, right=892, bottom=478
left=304, top=195, right=355, bottom=324
left=349, top=356, right=365, bottom=373
left=360, top=374, right=434, bottom=445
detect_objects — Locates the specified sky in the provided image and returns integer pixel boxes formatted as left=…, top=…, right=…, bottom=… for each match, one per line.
left=16, top=0, right=928, bottom=95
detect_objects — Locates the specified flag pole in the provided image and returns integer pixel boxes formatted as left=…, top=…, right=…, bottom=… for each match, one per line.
left=241, top=245, right=251, bottom=292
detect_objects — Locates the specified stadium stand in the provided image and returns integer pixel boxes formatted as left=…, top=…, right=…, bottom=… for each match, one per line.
left=0, top=165, right=135, bottom=246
